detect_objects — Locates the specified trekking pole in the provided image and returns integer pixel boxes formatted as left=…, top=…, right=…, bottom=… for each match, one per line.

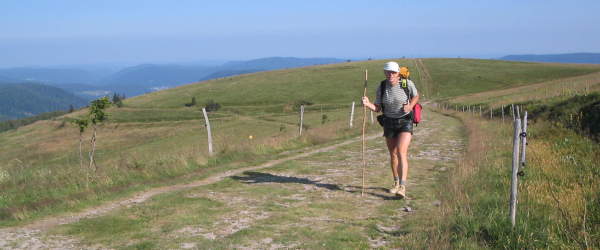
left=361, top=69, right=368, bottom=197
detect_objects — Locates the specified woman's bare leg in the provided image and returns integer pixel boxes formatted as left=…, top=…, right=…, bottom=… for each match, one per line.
left=398, top=132, right=412, bottom=183
left=386, top=137, right=401, bottom=179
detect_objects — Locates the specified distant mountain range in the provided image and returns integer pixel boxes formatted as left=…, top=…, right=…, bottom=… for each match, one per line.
left=0, top=82, right=87, bottom=121
left=0, top=57, right=345, bottom=120
left=501, top=53, right=600, bottom=64
left=0, top=57, right=346, bottom=98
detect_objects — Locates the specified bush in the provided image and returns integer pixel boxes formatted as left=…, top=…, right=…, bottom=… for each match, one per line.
left=293, top=100, right=313, bottom=111
left=205, top=100, right=221, bottom=112
left=184, top=97, right=197, bottom=107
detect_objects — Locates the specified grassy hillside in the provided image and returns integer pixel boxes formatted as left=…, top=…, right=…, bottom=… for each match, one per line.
left=1, top=58, right=599, bottom=249
left=429, top=66, right=600, bottom=248
left=422, top=58, right=600, bottom=98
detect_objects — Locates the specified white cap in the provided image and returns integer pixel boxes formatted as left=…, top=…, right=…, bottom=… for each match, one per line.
left=383, top=61, right=400, bottom=72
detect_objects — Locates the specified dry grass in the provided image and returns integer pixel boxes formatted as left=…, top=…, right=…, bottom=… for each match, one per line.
left=425, top=104, right=599, bottom=248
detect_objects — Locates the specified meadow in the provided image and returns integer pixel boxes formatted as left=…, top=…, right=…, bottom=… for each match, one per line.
left=1, top=58, right=599, bottom=248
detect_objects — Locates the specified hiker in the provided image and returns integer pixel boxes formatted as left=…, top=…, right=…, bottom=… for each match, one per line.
left=362, top=61, right=419, bottom=198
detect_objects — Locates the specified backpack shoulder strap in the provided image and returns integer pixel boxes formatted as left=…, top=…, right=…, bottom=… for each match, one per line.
left=379, top=80, right=386, bottom=112
left=401, top=79, right=411, bottom=100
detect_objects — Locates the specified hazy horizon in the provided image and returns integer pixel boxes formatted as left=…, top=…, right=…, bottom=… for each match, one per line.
left=2, top=0, right=599, bottom=68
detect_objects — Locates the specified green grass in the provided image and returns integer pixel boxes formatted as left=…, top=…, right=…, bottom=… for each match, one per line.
left=2, top=57, right=600, bottom=248
left=50, top=106, right=464, bottom=249
left=423, top=58, right=600, bottom=98
left=431, top=90, right=600, bottom=248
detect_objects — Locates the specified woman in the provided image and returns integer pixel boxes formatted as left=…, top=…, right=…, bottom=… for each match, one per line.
left=362, top=61, right=419, bottom=198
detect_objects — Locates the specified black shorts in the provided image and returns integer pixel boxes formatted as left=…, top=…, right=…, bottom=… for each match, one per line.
left=383, top=117, right=413, bottom=138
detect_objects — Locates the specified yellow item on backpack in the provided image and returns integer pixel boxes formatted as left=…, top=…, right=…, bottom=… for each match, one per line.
left=399, top=66, right=410, bottom=79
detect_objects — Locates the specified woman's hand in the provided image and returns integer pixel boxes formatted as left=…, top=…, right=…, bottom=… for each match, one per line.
left=362, top=96, right=371, bottom=106
left=403, top=104, right=413, bottom=113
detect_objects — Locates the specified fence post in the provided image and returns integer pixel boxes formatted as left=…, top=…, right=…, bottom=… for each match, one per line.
left=350, top=101, right=355, bottom=128
left=479, top=105, right=482, bottom=117
left=299, top=104, right=304, bottom=136
left=201, top=108, right=213, bottom=156
left=490, top=106, right=493, bottom=119
left=502, top=105, right=505, bottom=122
left=510, top=118, right=521, bottom=227
left=520, top=111, right=528, bottom=170
left=511, top=104, right=515, bottom=121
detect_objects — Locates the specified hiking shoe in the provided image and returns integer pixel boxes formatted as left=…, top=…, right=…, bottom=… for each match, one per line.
left=396, top=185, right=406, bottom=198
left=389, top=183, right=401, bottom=194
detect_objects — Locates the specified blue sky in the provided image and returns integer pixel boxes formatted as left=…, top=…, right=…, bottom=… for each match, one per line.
left=1, top=0, right=599, bottom=67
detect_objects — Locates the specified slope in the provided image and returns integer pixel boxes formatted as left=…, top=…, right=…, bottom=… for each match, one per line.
left=0, top=82, right=87, bottom=120
left=0, top=58, right=598, bottom=229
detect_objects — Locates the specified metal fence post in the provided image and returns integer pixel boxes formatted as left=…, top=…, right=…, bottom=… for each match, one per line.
left=520, top=111, right=528, bottom=170
left=510, top=118, right=521, bottom=227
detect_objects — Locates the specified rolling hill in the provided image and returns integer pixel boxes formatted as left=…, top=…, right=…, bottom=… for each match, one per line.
left=0, top=82, right=87, bottom=120
left=1, top=58, right=599, bottom=248
left=501, top=52, right=600, bottom=64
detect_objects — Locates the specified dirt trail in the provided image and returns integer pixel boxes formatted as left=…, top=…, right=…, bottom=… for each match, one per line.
left=0, top=133, right=382, bottom=249
left=0, top=105, right=465, bottom=249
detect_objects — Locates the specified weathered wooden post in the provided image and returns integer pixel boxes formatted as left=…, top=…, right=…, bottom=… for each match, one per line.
left=490, top=106, right=493, bottom=119
left=511, top=104, right=515, bottom=121
left=202, top=107, right=213, bottom=156
left=520, top=111, right=528, bottom=170
left=299, top=104, right=304, bottom=136
left=510, top=117, right=521, bottom=227
left=349, top=101, right=355, bottom=128
left=502, top=105, right=505, bottom=122
left=479, top=105, right=482, bottom=117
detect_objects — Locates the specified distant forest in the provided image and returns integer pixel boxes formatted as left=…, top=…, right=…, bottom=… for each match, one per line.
left=0, top=82, right=87, bottom=121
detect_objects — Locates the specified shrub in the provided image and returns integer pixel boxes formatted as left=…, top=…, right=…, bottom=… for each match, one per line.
left=205, top=99, right=221, bottom=112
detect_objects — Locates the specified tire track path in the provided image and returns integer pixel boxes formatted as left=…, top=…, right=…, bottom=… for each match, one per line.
left=0, top=133, right=382, bottom=249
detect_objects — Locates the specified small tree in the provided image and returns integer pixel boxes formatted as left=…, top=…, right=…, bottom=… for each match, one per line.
left=185, top=97, right=197, bottom=107
left=88, top=97, right=111, bottom=171
left=112, top=93, right=124, bottom=108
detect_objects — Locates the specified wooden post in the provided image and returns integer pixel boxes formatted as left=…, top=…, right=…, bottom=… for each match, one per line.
left=510, top=118, right=521, bottom=227
left=520, top=111, right=528, bottom=169
left=502, top=105, right=505, bottom=122
left=511, top=104, right=515, bottom=121
left=490, top=106, right=493, bottom=119
left=479, top=105, right=482, bottom=117
left=202, top=108, right=213, bottom=156
left=299, top=105, right=304, bottom=136
left=350, top=101, right=355, bottom=128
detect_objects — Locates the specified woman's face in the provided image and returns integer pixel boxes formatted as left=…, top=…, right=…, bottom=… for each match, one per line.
left=384, top=70, right=400, bottom=83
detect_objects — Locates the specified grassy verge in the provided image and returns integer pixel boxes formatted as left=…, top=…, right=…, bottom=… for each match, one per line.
left=0, top=106, right=380, bottom=227
left=50, top=106, right=465, bottom=249
left=424, top=108, right=599, bottom=248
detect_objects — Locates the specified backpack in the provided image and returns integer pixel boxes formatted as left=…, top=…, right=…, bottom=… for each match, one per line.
left=378, top=78, right=422, bottom=126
